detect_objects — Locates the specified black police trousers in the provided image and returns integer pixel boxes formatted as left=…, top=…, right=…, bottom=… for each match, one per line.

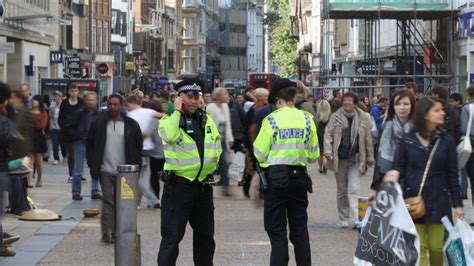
left=157, top=181, right=215, bottom=266
left=264, top=174, right=311, bottom=266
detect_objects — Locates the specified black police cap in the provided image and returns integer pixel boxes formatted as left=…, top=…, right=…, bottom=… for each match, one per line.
left=268, top=78, right=297, bottom=104
left=175, top=78, right=205, bottom=97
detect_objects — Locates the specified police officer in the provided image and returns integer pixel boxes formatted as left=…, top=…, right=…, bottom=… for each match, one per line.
left=157, top=78, right=222, bottom=266
left=253, top=78, right=320, bottom=266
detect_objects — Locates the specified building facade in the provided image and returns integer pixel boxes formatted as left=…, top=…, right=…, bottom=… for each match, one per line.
left=218, top=5, right=247, bottom=89
left=111, top=0, right=134, bottom=92
left=247, top=2, right=264, bottom=75
left=0, top=0, right=62, bottom=94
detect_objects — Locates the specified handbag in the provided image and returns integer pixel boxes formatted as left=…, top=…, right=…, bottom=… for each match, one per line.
left=404, top=138, right=440, bottom=219
left=0, top=116, right=26, bottom=161
left=457, top=104, right=473, bottom=169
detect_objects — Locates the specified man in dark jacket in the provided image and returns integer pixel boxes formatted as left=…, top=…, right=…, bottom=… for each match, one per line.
left=70, top=92, right=102, bottom=200
left=431, top=85, right=461, bottom=142
left=228, top=98, right=247, bottom=150
left=86, top=94, right=143, bottom=244
left=58, top=84, right=84, bottom=182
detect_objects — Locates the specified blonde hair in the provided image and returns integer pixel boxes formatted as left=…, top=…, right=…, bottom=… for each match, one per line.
left=254, top=88, right=269, bottom=98
left=295, top=80, right=309, bottom=98
left=211, top=87, right=228, bottom=100
left=316, top=99, right=331, bottom=123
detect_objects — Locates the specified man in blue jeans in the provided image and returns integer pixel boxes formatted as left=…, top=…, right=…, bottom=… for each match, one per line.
left=71, top=92, right=102, bottom=200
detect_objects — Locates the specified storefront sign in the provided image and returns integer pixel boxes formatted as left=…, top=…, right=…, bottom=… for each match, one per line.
left=50, top=51, right=63, bottom=64
left=0, top=42, right=14, bottom=54
left=67, top=57, right=81, bottom=69
left=97, top=63, right=109, bottom=74
left=125, top=61, right=135, bottom=70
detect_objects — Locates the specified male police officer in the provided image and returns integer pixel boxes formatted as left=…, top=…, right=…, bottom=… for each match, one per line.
left=157, top=78, right=222, bottom=265
left=253, top=78, right=320, bottom=266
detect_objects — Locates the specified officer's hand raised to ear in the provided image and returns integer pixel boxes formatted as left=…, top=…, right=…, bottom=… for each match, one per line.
left=174, top=96, right=183, bottom=112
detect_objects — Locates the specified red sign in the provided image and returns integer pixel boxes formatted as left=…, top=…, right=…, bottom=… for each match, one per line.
left=97, top=63, right=109, bottom=74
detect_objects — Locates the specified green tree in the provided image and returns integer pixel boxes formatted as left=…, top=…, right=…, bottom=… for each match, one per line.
left=264, top=0, right=298, bottom=77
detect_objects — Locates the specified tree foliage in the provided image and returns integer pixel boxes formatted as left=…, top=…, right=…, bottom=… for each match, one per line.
left=264, top=0, right=298, bottom=77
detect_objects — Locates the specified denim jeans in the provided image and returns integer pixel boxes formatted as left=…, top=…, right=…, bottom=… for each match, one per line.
left=72, top=141, right=101, bottom=196
left=137, top=154, right=159, bottom=206
left=50, top=129, right=67, bottom=161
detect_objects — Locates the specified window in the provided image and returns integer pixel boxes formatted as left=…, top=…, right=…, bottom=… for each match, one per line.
left=92, top=0, right=96, bottom=13
left=104, top=22, right=109, bottom=53
left=111, top=10, right=119, bottom=34
left=122, top=12, right=127, bottom=37
left=183, top=49, right=193, bottom=73
left=97, top=20, right=103, bottom=53
left=168, top=50, right=174, bottom=70
left=91, top=19, right=96, bottom=53
left=183, top=18, right=193, bottom=39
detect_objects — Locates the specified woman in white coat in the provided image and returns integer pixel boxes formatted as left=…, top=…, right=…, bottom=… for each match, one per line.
left=207, top=87, right=234, bottom=195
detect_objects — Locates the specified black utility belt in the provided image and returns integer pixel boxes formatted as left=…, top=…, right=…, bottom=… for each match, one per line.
left=175, top=175, right=212, bottom=187
left=264, top=165, right=310, bottom=190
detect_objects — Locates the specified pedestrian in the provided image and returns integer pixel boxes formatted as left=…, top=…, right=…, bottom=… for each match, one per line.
left=28, top=95, right=49, bottom=187
left=385, top=96, right=464, bottom=266
left=323, top=92, right=374, bottom=228
left=207, top=87, right=234, bottom=196
left=316, top=99, right=331, bottom=174
left=243, top=86, right=257, bottom=113
left=362, top=96, right=371, bottom=112
left=450, top=92, right=468, bottom=199
left=70, top=91, right=102, bottom=200
left=19, top=83, right=32, bottom=109
left=294, top=81, right=317, bottom=118
left=330, top=89, right=342, bottom=113
left=243, top=88, right=271, bottom=198
left=42, top=94, right=51, bottom=162
left=157, top=91, right=174, bottom=114
left=253, top=78, right=320, bottom=265
left=461, top=86, right=474, bottom=202
left=430, top=85, right=461, bottom=142
left=86, top=94, right=143, bottom=244
left=370, top=89, right=415, bottom=192
left=147, top=99, right=167, bottom=204
left=157, top=78, right=222, bottom=265
left=202, top=91, right=212, bottom=106
left=0, top=82, right=21, bottom=256
left=370, top=96, right=388, bottom=131
left=228, top=93, right=247, bottom=149
left=125, top=95, right=161, bottom=208
left=49, top=91, right=67, bottom=165
left=99, top=96, right=108, bottom=110
left=58, top=84, right=84, bottom=183
left=235, top=92, right=244, bottom=106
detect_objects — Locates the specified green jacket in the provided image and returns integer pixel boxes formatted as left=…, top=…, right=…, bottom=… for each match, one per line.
left=253, top=106, right=320, bottom=168
left=159, top=110, right=222, bottom=182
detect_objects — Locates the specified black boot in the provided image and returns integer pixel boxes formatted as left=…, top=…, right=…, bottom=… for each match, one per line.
left=243, top=175, right=252, bottom=198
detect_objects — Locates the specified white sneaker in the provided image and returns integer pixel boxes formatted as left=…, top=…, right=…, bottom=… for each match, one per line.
left=337, top=220, right=349, bottom=228
left=53, top=160, right=59, bottom=165
left=67, top=177, right=72, bottom=183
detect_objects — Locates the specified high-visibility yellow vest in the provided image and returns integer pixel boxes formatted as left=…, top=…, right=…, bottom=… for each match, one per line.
left=253, top=106, right=320, bottom=168
left=158, top=110, right=222, bottom=182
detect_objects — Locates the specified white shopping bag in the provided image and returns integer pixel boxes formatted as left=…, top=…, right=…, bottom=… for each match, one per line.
left=228, top=151, right=245, bottom=182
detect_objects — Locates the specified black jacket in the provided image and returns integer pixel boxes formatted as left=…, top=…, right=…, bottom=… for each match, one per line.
left=228, top=100, right=247, bottom=142
left=58, top=97, right=84, bottom=143
left=444, top=103, right=461, bottom=143
left=394, top=131, right=463, bottom=223
left=70, top=109, right=99, bottom=141
left=86, top=112, right=143, bottom=179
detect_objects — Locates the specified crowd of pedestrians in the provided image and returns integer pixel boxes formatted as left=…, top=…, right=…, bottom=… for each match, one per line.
left=1, top=76, right=474, bottom=266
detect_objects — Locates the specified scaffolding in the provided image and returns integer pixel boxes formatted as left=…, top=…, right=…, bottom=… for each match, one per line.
left=316, top=0, right=459, bottom=98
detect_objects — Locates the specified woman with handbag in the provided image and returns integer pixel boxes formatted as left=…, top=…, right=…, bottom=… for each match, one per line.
left=385, top=96, right=464, bottom=266
left=28, top=95, right=48, bottom=188
left=323, top=92, right=375, bottom=228
left=370, top=89, right=415, bottom=192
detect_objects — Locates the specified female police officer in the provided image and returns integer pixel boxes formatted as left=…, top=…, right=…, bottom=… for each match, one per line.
left=253, top=78, right=320, bottom=266
left=157, top=78, right=222, bottom=265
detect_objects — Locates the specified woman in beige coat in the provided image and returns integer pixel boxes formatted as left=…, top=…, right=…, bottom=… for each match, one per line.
left=323, top=92, right=374, bottom=228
